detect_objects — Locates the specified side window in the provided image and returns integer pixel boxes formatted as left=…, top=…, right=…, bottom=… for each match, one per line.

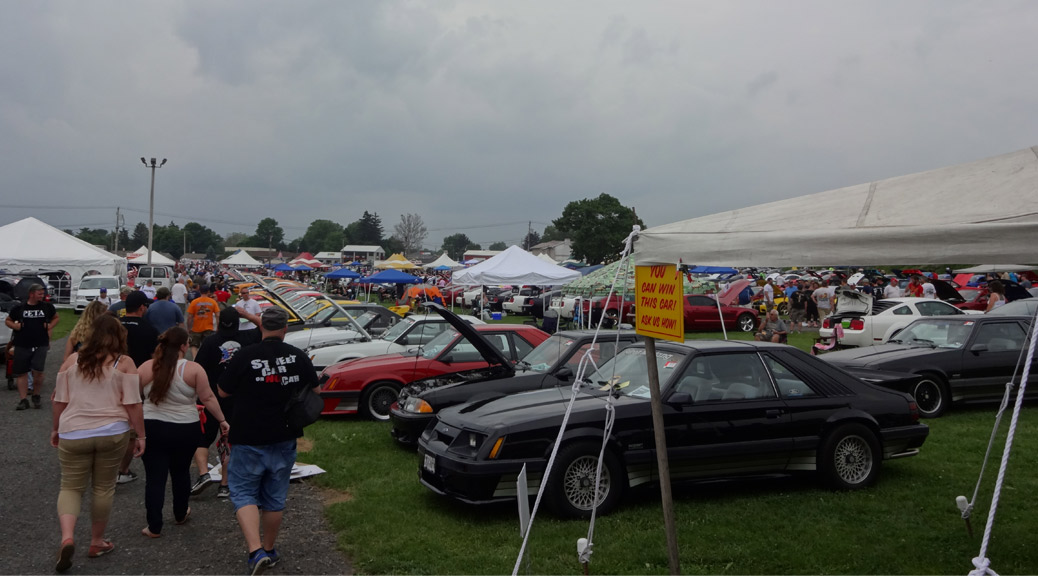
left=973, top=322, right=1027, bottom=352
left=688, top=296, right=714, bottom=307
left=564, top=341, right=618, bottom=372
left=673, top=353, right=775, bottom=402
left=892, top=305, right=913, bottom=316
left=762, top=356, right=818, bottom=399
left=407, top=323, right=446, bottom=345
left=917, top=301, right=956, bottom=316
left=513, top=334, right=535, bottom=361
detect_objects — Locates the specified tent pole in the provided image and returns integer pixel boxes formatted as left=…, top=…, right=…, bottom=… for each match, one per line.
left=645, top=337, right=681, bottom=574
left=715, top=290, right=728, bottom=340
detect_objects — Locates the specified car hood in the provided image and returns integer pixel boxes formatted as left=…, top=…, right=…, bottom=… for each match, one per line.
left=834, top=289, right=872, bottom=315
left=424, top=302, right=512, bottom=367
left=441, top=386, right=615, bottom=432
left=310, top=339, right=402, bottom=364
left=284, top=328, right=362, bottom=348
left=931, top=279, right=964, bottom=302
left=325, top=350, right=434, bottom=375
left=820, top=342, right=943, bottom=367
left=717, top=279, right=753, bottom=306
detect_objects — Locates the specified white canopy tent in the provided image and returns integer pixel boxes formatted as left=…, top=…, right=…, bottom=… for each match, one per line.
left=127, top=245, right=177, bottom=266
left=221, top=249, right=263, bottom=268
left=536, top=253, right=559, bottom=265
left=452, top=245, right=581, bottom=286
left=636, top=145, right=1038, bottom=266
left=953, top=264, right=1035, bottom=274
left=0, top=217, right=127, bottom=286
left=425, top=252, right=463, bottom=269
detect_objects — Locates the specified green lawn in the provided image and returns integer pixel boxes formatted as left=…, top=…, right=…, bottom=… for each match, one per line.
left=299, top=322, right=1038, bottom=574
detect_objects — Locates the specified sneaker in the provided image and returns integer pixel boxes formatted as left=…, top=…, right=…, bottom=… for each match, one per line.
left=216, top=485, right=230, bottom=499
left=190, top=473, right=213, bottom=496
left=264, top=548, right=280, bottom=568
left=116, top=471, right=138, bottom=484
left=15, top=398, right=29, bottom=411
left=247, top=550, right=271, bottom=576
left=32, top=394, right=41, bottom=409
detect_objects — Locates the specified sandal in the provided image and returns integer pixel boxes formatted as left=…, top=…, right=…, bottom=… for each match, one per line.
left=175, top=507, right=191, bottom=525
left=141, top=527, right=161, bottom=538
left=56, top=539, right=74, bottom=572
left=87, top=539, right=115, bottom=558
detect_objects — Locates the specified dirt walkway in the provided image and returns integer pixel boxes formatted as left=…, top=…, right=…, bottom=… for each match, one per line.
left=0, top=336, right=351, bottom=574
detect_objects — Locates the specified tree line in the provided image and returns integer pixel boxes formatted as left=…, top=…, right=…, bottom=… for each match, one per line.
left=70, top=194, right=642, bottom=264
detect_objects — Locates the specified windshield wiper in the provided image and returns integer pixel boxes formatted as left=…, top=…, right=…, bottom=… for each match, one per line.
left=907, top=338, right=935, bottom=346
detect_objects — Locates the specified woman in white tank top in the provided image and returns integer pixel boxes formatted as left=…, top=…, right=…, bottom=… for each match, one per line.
left=137, top=327, right=229, bottom=537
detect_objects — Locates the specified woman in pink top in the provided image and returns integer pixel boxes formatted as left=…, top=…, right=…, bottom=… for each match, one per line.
left=52, top=314, right=146, bottom=572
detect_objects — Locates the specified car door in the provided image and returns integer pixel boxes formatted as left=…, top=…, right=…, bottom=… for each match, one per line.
left=684, top=295, right=722, bottom=330
left=957, top=320, right=1032, bottom=400
left=662, top=352, right=793, bottom=480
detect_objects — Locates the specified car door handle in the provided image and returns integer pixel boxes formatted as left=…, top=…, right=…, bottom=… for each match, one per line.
left=765, top=409, right=783, bottom=418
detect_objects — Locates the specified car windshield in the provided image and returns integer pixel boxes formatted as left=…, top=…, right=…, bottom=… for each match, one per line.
left=80, top=277, right=119, bottom=290
left=310, top=305, right=341, bottom=325
left=987, top=299, right=1038, bottom=317
left=520, top=333, right=572, bottom=372
left=296, top=299, right=324, bottom=319
left=353, top=311, right=379, bottom=329
left=889, top=319, right=973, bottom=349
left=958, top=289, right=982, bottom=303
left=584, top=347, right=687, bottom=399
left=420, top=328, right=460, bottom=359
left=382, top=316, right=417, bottom=342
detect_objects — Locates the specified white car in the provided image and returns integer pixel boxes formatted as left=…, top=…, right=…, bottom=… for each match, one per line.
left=818, top=293, right=977, bottom=348
left=501, top=287, right=543, bottom=315
left=549, top=294, right=586, bottom=319
left=0, top=310, right=10, bottom=347
left=74, top=275, right=123, bottom=313
left=308, top=314, right=485, bottom=371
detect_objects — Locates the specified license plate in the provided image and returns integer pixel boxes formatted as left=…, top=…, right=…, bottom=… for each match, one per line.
left=423, top=453, right=436, bottom=473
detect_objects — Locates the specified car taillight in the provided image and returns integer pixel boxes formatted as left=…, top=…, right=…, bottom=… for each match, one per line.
left=908, top=401, right=919, bottom=423
left=508, top=297, right=514, bottom=302
left=822, top=318, right=830, bottom=329
left=849, top=319, right=864, bottom=330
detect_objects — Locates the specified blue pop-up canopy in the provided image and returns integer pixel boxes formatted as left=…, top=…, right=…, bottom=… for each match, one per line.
left=294, top=264, right=313, bottom=271
left=355, top=269, right=422, bottom=284
left=325, top=268, right=361, bottom=279
left=272, top=263, right=295, bottom=272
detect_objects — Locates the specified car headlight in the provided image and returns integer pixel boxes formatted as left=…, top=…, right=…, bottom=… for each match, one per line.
left=403, top=397, right=433, bottom=414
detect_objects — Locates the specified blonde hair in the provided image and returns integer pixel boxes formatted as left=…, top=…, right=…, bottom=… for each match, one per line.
left=69, top=300, right=110, bottom=345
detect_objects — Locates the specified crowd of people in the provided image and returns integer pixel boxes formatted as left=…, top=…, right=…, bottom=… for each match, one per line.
left=5, top=264, right=319, bottom=575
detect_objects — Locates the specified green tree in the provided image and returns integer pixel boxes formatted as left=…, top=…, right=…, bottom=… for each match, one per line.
left=131, top=222, right=149, bottom=247
left=76, top=228, right=111, bottom=247
left=183, top=222, right=223, bottom=255
left=442, top=233, right=478, bottom=261
left=116, top=228, right=130, bottom=251
left=381, top=236, right=406, bottom=256
left=300, top=219, right=346, bottom=253
left=521, top=231, right=541, bottom=250
left=153, top=221, right=183, bottom=260
left=540, top=224, right=565, bottom=242
left=224, top=231, right=251, bottom=247
left=250, top=218, right=285, bottom=250
left=488, top=241, right=508, bottom=251
left=552, top=194, right=644, bottom=264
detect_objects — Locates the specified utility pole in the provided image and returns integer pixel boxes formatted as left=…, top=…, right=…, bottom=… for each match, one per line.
left=140, top=157, right=167, bottom=265
left=113, top=207, right=122, bottom=252
left=183, top=229, right=187, bottom=258
left=527, top=221, right=532, bottom=249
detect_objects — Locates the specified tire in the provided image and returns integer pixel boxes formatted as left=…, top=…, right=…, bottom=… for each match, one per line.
left=777, top=302, right=789, bottom=316
left=604, top=308, right=619, bottom=320
left=819, top=423, right=881, bottom=490
left=737, top=313, right=756, bottom=332
left=360, top=381, right=402, bottom=421
left=912, top=373, right=949, bottom=418
left=546, top=442, right=624, bottom=519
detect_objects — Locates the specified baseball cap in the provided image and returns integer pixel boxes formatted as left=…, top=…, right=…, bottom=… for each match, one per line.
left=218, top=307, right=240, bottom=330
left=99, top=287, right=108, bottom=294
left=126, top=291, right=151, bottom=313
left=260, top=307, right=289, bottom=331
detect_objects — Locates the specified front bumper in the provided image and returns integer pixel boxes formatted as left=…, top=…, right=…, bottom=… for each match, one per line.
left=417, top=436, right=544, bottom=505
left=389, top=408, right=434, bottom=445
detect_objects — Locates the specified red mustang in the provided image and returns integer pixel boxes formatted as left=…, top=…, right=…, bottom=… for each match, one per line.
left=318, top=322, right=549, bottom=420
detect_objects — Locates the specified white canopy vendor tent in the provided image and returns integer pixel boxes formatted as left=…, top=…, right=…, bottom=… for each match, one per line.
left=0, top=217, right=127, bottom=285
left=221, top=249, right=263, bottom=268
left=425, top=252, right=463, bottom=269
left=452, top=245, right=581, bottom=286
left=127, top=245, right=177, bottom=266
left=636, top=145, right=1038, bottom=266
left=953, top=264, right=1035, bottom=274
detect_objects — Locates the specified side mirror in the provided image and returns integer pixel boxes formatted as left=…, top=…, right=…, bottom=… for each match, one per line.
left=323, top=319, right=332, bottom=327
left=667, top=392, right=693, bottom=406
left=440, top=355, right=453, bottom=364
left=554, top=367, right=573, bottom=381
left=970, top=343, right=989, bottom=354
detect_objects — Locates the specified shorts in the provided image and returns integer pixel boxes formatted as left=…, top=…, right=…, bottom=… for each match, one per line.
left=189, top=330, right=213, bottom=348
left=790, top=308, right=806, bottom=323
left=13, top=345, right=49, bottom=375
left=228, top=440, right=296, bottom=512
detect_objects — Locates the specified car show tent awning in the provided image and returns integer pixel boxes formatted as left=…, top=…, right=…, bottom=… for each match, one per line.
left=636, top=145, right=1038, bottom=267
left=0, top=217, right=127, bottom=285
left=451, top=245, right=581, bottom=286
left=221, top=249, right=263, bottom=267
left=127, top=245, right=177, bottom=266
left=952, top=264, right=1035, bottom=274
left=376, top=253, right=418, bottom=269
left=324, top=267, right=361, bottom=279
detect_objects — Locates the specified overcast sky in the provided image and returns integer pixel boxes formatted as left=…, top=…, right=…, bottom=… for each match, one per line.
left=2, top=1, right=1037, bottom=250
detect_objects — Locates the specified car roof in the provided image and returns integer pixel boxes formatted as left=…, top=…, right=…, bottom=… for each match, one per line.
left=555, top=329, right=640, bottom=338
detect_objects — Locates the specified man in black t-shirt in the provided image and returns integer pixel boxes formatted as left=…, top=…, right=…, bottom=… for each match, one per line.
left=5, top=284, right=59, bottom=410
left=218, top=307, right=318, bottom=574
left=120, top=291, right=158, bottom=367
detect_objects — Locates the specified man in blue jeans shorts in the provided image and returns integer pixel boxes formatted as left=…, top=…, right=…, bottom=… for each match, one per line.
left=218, top=307, right=318, bottom=575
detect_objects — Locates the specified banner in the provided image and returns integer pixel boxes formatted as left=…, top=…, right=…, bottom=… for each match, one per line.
left=635, top=265, right=685, bottom=342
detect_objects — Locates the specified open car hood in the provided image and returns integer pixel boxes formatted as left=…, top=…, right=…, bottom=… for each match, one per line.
left=835, top=288, right=872, bottom=315
left=424, top=302, right=513, bottom=367
left=931, top=279, right=964, bottom=302
left=718, top=279, right=753, bottom=306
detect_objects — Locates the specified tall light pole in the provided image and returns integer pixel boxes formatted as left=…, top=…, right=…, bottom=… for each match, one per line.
left=140, top=157, right=167, bottom=265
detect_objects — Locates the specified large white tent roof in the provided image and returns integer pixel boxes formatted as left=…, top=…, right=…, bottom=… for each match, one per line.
left=0, top=217, right=127, bottom=284
left=221, top=249, right=263, bottom=267
left=425, top=253, right=462, bottom=269
left=636, top=146, right=1038, bottom=267
left=452, top=245, right=581, bottom=286
left=127, top=245, right=177, bottom=266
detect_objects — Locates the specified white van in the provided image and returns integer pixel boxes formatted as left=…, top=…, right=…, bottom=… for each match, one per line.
left=134, top=265, right=176, bottom=290
left=74, top=275, right=123, bottom=313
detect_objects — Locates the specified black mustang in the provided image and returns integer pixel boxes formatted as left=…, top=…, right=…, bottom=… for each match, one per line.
left=418, top=339, right=928, bottom=518
left=820, top=314, right=1036, bottom=417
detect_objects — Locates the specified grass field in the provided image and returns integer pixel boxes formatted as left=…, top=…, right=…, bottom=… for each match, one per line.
left=298, top=317, right=1038, bottom=574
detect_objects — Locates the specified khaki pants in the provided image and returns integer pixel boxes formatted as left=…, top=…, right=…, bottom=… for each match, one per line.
left=57, top=432, right=131, bottom=521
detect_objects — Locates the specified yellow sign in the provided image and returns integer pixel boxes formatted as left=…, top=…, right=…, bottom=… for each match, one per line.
left=635, top=265, right=685, bottom=342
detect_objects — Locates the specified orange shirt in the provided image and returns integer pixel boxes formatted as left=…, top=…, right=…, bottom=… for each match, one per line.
left=186, top=296, right=220, bottom=333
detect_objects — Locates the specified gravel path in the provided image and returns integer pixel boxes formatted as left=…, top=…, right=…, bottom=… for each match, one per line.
left=0, top=336, right=352, bottom=575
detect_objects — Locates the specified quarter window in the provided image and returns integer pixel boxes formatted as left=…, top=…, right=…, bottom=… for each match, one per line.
left=762, top=356, right=818, bottom=398
left=675, top=353, right=776, bottom=402
left=916, top=301, right=958, bottom=316
left=892, top=305, right=912, bottom=316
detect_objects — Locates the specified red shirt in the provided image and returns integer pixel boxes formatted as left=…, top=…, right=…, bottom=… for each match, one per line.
left=214, top=289, right=230, bottom=303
